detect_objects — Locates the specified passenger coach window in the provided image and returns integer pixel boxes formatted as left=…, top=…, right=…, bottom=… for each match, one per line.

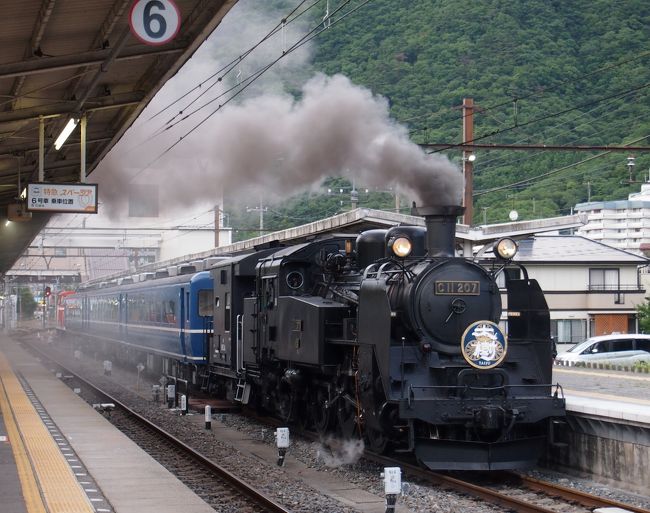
left=198, top=290, right=212, bottom=317
left=164, top=300, right=176, bottom=324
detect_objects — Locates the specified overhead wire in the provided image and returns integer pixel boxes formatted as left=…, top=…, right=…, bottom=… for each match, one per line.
left=118, top=0, right=321, bottom=154
left=128, top=0, right=374, bottom=181
left=470, top=89, right=650, bottom=197
left=473, top=134, right=650, bottom=197
left=427, top=80, right=650, bottom=156
left=158, top=0, right=362, bottom=133
left=147, top=0, right=319, bottom=125
left=474, top=87, right=650, bottom=172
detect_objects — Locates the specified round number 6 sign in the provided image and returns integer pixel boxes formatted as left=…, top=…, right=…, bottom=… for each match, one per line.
left=130, top=0, right=181, bottom=46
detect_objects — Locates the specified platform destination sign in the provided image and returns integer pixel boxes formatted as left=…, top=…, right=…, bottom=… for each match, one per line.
left=26, top=183, right=98, bottom=214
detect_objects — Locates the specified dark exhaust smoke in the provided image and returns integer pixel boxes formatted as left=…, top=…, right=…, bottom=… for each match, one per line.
left=96, top=74, right=464, bottom=217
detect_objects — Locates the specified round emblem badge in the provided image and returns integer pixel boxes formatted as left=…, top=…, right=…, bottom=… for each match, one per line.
left=461, top=321, right=508, bottom=369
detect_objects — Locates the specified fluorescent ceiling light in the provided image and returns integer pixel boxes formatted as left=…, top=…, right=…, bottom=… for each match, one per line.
left=54, top=117, right=79, bottom=150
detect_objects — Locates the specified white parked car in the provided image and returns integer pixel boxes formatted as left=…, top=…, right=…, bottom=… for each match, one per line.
left=555, top=334, right=650, bottom=365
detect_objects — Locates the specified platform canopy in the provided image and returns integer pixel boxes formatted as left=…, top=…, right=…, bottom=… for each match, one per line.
left=0, top=0, right=236, bottom=275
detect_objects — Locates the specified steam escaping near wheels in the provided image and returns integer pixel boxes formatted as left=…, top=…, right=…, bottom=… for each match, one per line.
left=315, top=436, right=365, bottom=468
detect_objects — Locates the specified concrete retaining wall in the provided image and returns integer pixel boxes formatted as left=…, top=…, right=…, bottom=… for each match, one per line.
left=545, top=414, right=649, bottom=494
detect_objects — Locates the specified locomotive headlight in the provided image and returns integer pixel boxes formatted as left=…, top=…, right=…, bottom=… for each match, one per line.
left=392, top=237, right=413, bottom=258
left=494, top=237, right=518, bottom=260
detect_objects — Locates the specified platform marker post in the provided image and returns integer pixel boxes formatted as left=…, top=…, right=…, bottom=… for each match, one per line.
left=167, top=384, right=175, bottom=408
left=275, top=427, right=290, bottom=466
left=205, top=405, right=211, bottom=429
left=381, top=467, right=401, bottom=513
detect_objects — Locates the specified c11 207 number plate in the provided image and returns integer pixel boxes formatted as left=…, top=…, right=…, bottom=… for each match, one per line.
left=435, top=280, right=480, bottom=295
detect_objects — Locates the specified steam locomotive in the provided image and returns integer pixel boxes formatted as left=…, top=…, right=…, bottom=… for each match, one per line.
left=61, top=205, right=565, bottom=470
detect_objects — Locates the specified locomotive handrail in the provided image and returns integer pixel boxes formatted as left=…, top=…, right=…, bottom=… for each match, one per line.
left=362, top=261, right=406, bottom=280
left=236, top=314, right=244, bottom=372
left=407, top=382, right=565, bottom=400
left=362, top=263, right=379, bottom=280
left=377, top=261, right=393, bottom=279
left=410, top=383, right=562, bottom=392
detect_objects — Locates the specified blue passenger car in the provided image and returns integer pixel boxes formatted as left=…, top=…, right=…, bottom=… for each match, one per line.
left=62, top=271, right=213, bottom=382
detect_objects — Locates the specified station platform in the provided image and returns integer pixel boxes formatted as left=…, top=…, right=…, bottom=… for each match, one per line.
left=553, top=366, right=650, bottom=424
left=0, top=331, right=214, bottom=513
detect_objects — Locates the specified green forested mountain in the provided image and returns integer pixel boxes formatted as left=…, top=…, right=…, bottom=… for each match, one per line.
left=229, top=0, right=650, bottom=238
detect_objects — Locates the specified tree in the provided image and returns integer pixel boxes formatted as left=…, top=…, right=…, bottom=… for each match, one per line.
left=636, top=300, right=650, bottom=334
left=18, top=287, right=37, bottom=320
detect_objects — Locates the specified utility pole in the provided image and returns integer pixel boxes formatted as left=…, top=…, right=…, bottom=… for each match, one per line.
left=351, top=178, right=358, bottom=209
left=462, top=98, right=474, bottom=225
left=214, top=206, right=220, bottom=248
left=246, top=198, right=267, bottom=236
left=584, top=180, right=592, bottom=202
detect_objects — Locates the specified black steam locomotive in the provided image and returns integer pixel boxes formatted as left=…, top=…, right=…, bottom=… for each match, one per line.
left=206, top=204, right=565, bottom=470
left=63, top=204, right=565, bottom=470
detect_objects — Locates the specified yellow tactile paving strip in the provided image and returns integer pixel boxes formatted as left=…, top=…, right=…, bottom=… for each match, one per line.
left=0, top=351, right=95, bottom=513
left=0, top=360, right=46, bottom=513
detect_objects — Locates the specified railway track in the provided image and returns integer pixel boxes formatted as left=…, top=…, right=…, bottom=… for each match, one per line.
left=23, top=341, right=292, bottom=513
left=365, top=452, right=650, bottom=513
left=512, top=472, right=650, bottom=512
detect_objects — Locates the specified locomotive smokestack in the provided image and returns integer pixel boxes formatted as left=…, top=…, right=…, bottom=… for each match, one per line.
left=411, top=204, right=465, bottom=257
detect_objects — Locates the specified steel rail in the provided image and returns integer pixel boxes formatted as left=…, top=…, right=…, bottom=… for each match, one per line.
left=514, top=473, right=650, bottom=513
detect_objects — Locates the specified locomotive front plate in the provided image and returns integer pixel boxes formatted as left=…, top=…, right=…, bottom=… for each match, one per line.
left=435, top=280, right=480, bottom=295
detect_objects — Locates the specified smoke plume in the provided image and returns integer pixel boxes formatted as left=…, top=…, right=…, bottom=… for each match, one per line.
left=95, top=2, right=463, bottom=220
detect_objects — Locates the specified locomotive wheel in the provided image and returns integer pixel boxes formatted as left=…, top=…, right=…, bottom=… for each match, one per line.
left=311, top=387, right=333, bottom=435
left=366, top=426, right=389, bottom=454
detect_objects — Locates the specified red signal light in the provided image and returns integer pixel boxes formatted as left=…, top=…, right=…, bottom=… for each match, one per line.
left=44, top=286, right=51, bottom=297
